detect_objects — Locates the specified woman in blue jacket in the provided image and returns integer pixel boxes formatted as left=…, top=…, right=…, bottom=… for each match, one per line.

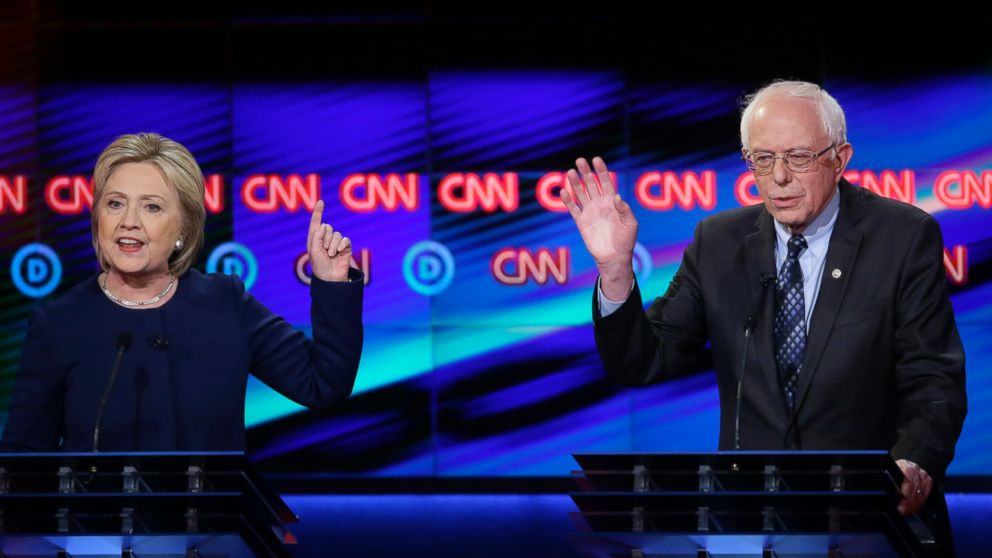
left=1, top=132, right=363, bottom=451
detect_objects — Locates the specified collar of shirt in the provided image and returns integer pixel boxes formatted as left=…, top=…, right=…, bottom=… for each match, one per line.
left=773, top=184, right=841, bottom=264
left=772, top=185, right=841, bottom=330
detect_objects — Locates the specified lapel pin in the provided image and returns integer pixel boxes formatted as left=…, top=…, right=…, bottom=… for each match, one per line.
left=832, top=269, right=842, bottom=279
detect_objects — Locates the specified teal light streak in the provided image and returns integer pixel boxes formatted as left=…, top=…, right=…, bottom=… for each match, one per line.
left=244, top=263, right=679, bottom=427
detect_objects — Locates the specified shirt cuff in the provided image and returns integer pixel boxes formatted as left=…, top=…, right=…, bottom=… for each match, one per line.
left=597, top=276, right=634, bottom=318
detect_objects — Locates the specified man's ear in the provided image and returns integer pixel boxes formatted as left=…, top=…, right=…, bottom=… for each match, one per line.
left=834, top=143, right=854, bottom=180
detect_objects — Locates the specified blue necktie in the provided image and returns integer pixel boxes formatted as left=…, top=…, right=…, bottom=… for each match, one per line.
left=774, top=234, right=807, bottom=411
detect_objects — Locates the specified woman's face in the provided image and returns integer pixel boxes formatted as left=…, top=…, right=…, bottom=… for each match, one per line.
left=96, top=162, right=182, bottom=280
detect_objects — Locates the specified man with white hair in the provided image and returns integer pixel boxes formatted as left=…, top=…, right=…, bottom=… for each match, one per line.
left=563, top=80, right=966, bottom=553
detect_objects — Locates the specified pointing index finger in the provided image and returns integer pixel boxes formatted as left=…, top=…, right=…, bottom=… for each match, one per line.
left=310, top=200, right=325, bottom=232
left=308, top=200, right=325, bottom=251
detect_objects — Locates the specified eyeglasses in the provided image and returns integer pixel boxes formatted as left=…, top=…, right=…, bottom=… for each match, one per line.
left=743, top=144, right=835, bottom=175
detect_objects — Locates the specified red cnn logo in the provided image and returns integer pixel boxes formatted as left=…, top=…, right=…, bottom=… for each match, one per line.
left=340, top=173, right=419, bottom=212
left=844, top=170, right=916, bottom=204
left=734, top=172, right=763, bottom=206
left=934, top=171, right=992, bottom=209
left=204, top=174, right=225, bottom=214
left=242, top=174, right=320, bottom=213
left=438, top=173, right=519, bottom=212
left=535, top=171, right=619, bottom=212
left=635, top=171, right=717, bottom=211
left=944, top=245, right=967, bottom=286
left=491, top=247, right=570, bottom=286
left=0, top=175, right=27, bottom=214
left=46, top=176, right=93, bottom=214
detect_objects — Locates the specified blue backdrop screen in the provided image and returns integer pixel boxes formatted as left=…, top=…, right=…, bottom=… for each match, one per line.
left=1, top=60, right=989, bottom=477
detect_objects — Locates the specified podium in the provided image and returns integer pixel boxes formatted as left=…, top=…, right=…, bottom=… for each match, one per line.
left=0, top=452, right=297, bottom=558
left=570, top=451, right=937, bottom=558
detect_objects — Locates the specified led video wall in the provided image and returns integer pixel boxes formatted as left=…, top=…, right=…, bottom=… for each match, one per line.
left=2, top=73, right=990, bottom=476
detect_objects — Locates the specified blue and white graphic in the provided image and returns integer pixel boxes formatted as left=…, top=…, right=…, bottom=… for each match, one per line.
left=403, top=241, right=455, bottom=296
left=11, top=243, right=62, bottom=298
left=207, top=242, right=258, bottom=290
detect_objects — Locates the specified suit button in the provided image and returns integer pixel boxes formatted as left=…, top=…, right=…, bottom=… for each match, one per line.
left=788, top=442, right=799, bottom=449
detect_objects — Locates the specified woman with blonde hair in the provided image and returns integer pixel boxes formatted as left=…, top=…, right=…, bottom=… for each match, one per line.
left=1, top=132, right=363, bottom=451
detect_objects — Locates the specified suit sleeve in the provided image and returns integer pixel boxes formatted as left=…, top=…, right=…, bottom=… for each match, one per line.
left=593, top=221, right=710, bottom=386
left=888, top=215, right=967, bottom=479
left=240, top=269, right=364, bottom=409
left=0, top=308, right=65, bottom=451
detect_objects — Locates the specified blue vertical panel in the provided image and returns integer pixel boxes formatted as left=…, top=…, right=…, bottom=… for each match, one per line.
left=32, top=84, right=231, bottom=283
left=428, top=70, right=630, bottom=475
left=830, top=76, right=992, bottom=475
left=625, top=82, right=753, bottom=454
left=231, top=83, right=434, bottom=459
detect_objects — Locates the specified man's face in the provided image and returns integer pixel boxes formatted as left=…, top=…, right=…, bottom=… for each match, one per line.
left=745, top=95, right=852, bottom=233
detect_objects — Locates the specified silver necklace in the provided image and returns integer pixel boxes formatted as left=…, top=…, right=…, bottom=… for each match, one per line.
left=100, top=272, right=176, bottom=307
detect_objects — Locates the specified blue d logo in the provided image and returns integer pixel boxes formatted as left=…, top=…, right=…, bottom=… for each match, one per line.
left=403, top=241, right=454, bottom=296
left=207, top=242, right=259, bottom=290
left=11, top=243, right=62, bottom=298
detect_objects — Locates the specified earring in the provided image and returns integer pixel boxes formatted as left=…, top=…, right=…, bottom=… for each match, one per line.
left=175, top=238, right=184, bottom=251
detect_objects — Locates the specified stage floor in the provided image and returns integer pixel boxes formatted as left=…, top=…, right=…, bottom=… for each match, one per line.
left=283, top=492, right=991, bottom=557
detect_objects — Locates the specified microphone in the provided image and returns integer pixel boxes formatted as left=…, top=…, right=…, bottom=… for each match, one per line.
left=734, top=275, right=775, bottom=450
left=92, top=332, right=132, bottom=452
left=734, top=315, right=755, bottom=450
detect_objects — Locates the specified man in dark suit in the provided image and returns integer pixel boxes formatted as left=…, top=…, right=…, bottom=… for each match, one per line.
left=561, top=81, right=966, bottom=548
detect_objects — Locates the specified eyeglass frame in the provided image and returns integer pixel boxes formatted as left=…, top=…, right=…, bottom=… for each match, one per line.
left=742, top=143, right=836, bottom=175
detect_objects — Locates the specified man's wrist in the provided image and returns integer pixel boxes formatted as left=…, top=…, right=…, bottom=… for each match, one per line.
left=598, top=261, right=634, bottom=301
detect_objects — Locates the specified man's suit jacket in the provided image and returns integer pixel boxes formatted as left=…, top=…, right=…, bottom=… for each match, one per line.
left=594, top=178, right=967, bottom=479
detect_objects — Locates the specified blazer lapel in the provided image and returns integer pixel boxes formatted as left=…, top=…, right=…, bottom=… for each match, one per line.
left=744, top=209, right=783, bottom=412
left=794, top=180, right=864, bottom=412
